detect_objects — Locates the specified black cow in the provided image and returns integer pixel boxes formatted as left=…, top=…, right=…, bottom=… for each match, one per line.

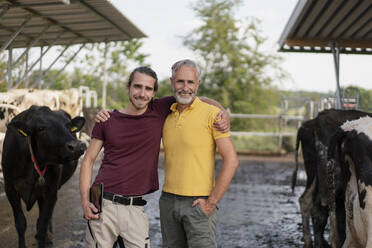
left=292, top=109, right=372, bottom=248
left=2, top=106, right=86, bottom=248
left=327, top=117, right=372, bottom=247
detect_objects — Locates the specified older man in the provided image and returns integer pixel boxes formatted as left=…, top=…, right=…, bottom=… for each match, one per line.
left=160, top=59, right=239, bottom=248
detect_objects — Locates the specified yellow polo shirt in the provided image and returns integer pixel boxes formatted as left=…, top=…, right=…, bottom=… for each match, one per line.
left=162, top=97, right=230, bottom=196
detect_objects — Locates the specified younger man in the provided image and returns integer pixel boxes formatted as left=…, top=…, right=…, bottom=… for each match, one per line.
left=80, top=66, right=173, bottom=247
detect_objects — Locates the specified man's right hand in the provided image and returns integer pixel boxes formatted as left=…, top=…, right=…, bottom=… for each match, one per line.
left=82, top=201, right=100, bottom=220
left=95, top=110, right=110, bottom=122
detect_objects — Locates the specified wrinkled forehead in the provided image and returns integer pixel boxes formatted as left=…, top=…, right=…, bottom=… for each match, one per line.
left=173, top=66, right=199, bottom=80
left=132, top=72, right=156, bottom=87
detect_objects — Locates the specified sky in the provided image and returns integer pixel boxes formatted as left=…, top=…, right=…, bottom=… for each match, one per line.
left=109, top=0, right=372, bottom=93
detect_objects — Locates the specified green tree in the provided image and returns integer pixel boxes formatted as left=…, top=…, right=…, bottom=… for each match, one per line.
left=183, top=0, right=287, bottom=117
left=342, top=86, right=372, bottom=112
left=156, top=78, right=172, bottom=98
left=0, top=52, right=8, bottom=91
left=358, top=88, right=372, bottom=112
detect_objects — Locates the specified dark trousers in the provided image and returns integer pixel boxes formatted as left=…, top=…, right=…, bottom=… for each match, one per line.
left=159, top=192, right=218, bottom=248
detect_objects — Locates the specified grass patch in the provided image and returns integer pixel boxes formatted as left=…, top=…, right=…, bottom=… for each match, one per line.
left=231, top=135, right=296, bottom=153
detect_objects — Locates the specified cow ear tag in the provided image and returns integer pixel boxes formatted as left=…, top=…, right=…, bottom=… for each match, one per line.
left=17, top=129, right=28, bottom=137
left=71, top=126, right=78, bottom=132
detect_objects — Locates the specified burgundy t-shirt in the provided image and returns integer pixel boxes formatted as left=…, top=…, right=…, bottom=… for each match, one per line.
left=92, top=96, right=175, bottom=196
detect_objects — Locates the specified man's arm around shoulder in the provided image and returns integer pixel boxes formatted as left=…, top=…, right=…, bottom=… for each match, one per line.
left=192, top=137, right=239, bottom=216
left=199, top=96, right=230, bottom=133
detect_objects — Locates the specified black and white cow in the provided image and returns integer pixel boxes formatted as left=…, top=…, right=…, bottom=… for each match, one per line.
left=2, top=106, right=86, bottom=248
left=292, top=109, right=372, bottom=248
left=327, top=116, right=372, bottom=247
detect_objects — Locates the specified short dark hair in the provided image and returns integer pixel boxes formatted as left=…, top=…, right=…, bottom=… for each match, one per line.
left=127, top=66, right=158, bottom=92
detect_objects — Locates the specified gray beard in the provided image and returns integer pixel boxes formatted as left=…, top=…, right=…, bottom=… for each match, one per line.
left=174, top=90, right=196, bottom=105
left=175, top=95, right=194, bottom=105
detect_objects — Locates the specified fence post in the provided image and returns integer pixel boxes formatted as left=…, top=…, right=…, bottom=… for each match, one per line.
left=278, top=99, right=288, bottom=152
left=308, top=100, right=314, bottom=120
left=278, top=114, right=282, bottom=152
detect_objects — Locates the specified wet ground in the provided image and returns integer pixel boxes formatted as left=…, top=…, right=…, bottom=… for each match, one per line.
left=0, top=154, right=306, bottom=248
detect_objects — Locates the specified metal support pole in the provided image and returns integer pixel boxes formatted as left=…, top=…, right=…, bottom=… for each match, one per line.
left=25, top=51, right=29, bottom=88
left=0, top=25, right=50, bottom=82
left=12, top=31, right=67, bottom=89
left=38, top=46, right=43, bottom=89
left=0, top=4, right=10, bottom=20
left=0, top=15, right=31, bottom=54
left=30, top=43, right=72, bottom=88
left=45, top=43, right=86, bottom=88
left=102, top=42, right=108, bottom=109
left=331, top=41, right=342, bottom=109
left=356, top=92, right=360, bottom=110
left=7, top=47, right=12, bottom=90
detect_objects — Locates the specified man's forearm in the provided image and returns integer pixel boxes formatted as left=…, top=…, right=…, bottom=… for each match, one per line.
left=208, top=137, right=239, bottom=205
left=199, top=96, right=225, bottom=110
left=80, top=138, right=103, bottom=206
left=208, top=157, right=238, bottom=205
left=201, top=96, right=230, bottom=133
left=80, top=158, right=93, bottom=207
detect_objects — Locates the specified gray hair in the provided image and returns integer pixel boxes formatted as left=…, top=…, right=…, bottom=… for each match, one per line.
left=171, top=59, right=201, bottom=80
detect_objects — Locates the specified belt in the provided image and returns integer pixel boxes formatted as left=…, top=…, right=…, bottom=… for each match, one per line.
left=103, top=192, right=147, bottom=206
left=161, top=191, right=208, bottom=199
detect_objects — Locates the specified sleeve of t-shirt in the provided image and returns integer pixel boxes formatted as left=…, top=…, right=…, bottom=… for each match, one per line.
left=209, top=106, right=230, bottom=140
left=153, top=96, right=176, bottom=118
left=91, top=122, right=105, bottom=141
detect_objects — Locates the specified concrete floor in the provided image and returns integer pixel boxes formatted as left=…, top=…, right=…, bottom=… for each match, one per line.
left=0, top=154, right=306, bottom=248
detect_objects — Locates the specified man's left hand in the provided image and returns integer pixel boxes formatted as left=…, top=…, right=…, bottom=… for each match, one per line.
left=214, top=110, right=230, bottom=133
left=192, top=198, right=216, bottom=217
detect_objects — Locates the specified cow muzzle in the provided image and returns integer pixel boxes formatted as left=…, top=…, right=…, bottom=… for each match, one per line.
left=66, top=140, right=87, bottom=158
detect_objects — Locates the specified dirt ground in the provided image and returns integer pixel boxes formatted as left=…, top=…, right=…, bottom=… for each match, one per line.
left=0, top=154, right=307, bottom=248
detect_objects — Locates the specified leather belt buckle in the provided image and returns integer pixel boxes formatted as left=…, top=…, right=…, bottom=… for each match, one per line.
left=112, top=194, right=122, bottom=204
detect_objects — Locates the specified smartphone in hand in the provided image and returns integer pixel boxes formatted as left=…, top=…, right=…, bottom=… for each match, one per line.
left=89, top=183, right=103, bottom=214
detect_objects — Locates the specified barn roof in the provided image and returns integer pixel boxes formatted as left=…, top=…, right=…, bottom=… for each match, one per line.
left=0, top=0, right=146, bottom=49
left=278, top=0, right=372, bottom=54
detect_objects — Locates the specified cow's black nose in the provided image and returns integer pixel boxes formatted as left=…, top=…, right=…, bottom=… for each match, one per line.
left=79, top=143, right=87, bottom=153
left=66, top=140, right=86, bottom=154
left=66, top=142, right=75, bottom=152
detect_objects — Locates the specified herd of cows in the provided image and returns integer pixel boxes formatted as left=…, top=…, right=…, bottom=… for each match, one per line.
left=0, top=90, right=372, bottom=247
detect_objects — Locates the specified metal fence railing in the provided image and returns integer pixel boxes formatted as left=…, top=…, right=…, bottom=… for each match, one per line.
left=230, top=113, right=306, bottom=151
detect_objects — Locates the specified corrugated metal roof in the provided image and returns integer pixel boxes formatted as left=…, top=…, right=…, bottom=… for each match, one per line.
left=278, top=0, right=372, bottom=54
left=0, top=0, right=146, bottom=49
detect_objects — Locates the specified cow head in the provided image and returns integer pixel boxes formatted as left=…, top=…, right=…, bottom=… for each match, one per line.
left=8, top=106, right=86, bottom=165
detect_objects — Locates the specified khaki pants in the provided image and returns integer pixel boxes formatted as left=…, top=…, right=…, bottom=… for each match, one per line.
left=85, top=199, right=150, bottom=248
left=159, top=192, right=218, bottom=248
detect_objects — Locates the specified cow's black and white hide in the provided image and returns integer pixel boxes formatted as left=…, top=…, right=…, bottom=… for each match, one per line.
left=1, top=106, right=86, bottom=248
left=328, top=116, right=372, bottom=248
left=292, top=109, right=372, bottom=248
